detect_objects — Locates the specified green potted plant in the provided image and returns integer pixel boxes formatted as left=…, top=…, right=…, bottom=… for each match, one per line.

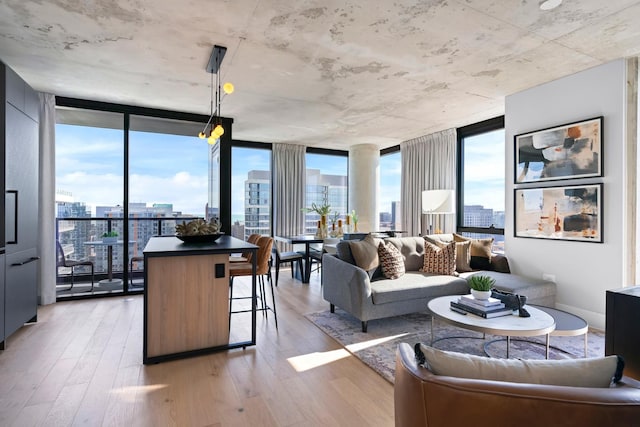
left=301, top=202, right=331, bottom=217
left=349, top=210, right=358, bottom=232
left=467, top=275, right=495, bottom=300
left=101, top=231, right=118, bottom=243
left=302, top=202, right=331, bottom=238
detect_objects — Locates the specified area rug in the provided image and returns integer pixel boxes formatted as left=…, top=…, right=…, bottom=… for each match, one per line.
left=305, top=308, right=605, bottom=384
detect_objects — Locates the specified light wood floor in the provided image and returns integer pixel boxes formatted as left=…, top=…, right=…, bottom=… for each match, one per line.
left=0, top=270, right=394, bottom=426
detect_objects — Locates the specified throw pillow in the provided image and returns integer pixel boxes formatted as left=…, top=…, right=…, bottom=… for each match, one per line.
left=426, top=238, right=472, bottom=273
left=377, top=241, right=405, bottom=279
left=453, top=233, right=494, bottom=270
left=335, top=240, right=356, bottom=265
left=418, top=344, right=623, bottom=388
left=421, top=241, right=456, bottom=275
left=349, top=234, right=383, bottom=279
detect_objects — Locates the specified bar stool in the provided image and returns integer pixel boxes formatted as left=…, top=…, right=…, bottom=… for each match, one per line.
left=229, top=236, right=277, bottom=328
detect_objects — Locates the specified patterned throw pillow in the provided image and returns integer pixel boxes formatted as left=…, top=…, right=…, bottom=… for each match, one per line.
left=421, top=241, right=456, bottom=275
left=425, top=237, right=472, bottom=273
left=378, top=242, right=405, bottom=279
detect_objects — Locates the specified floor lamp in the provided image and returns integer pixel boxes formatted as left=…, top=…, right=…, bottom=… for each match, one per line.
left=421, top=190, right=455, bottom=235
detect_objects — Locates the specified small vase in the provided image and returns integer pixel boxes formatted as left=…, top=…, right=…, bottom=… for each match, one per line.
left=471, top=289, right=492, bottom=300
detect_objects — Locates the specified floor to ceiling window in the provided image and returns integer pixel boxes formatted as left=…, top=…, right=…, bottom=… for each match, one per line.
left=379, top=148, right=401, bottom=231
left=128, top=115, right=212, bottom=288
left=304, top=151, right=348, bottom=234
left=54, top=100, right=215, bottom=299
left=55, top=107, right=125, bottom=296
left=231, top=144, right=272, bottom=241
left=457, top=116, right=505, bottom=252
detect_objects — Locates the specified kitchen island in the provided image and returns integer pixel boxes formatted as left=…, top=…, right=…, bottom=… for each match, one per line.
left=143, top=235, right=258, bottom=364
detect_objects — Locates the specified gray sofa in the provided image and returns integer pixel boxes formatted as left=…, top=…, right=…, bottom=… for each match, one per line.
left=321, top=235, right=556, bottom=332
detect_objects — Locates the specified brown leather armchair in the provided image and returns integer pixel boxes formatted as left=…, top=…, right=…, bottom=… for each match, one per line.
left=395, top=342, right=640, bottom=427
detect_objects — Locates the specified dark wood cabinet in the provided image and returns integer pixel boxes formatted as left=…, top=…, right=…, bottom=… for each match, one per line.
left=1, top=61, right=39, bottom=349
left=606, top=286, right=640, bottom=380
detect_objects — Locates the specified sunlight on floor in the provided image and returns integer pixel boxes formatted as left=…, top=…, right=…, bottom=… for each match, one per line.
left=287, top=333, right=410, bottom=372
left=346, top=333, right=410, bottom=353
left=110, top=384, right=168, bottom=402
left=287, top=349, right=351, bottom=372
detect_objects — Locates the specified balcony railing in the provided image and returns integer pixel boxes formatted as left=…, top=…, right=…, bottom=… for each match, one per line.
left=55, top=216, right=200, bottom=288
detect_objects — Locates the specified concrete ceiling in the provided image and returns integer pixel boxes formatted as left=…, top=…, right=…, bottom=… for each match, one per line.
left=1, top=0, right=640, bottom=150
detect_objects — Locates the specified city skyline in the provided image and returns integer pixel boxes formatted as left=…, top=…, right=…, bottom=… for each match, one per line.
left=55, top=124, right=503, bottom=219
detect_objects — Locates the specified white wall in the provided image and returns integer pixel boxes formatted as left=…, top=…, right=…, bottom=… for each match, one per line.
left=505, top=59, right=634, bottom=330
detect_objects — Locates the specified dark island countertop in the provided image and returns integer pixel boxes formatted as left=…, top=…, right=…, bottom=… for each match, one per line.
left=143, top=235, right=258, bottom=257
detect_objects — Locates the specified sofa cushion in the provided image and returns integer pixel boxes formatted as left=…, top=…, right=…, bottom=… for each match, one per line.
left=370, top=272, right=468, bottom=304
left=349, top=234, right=383, bottom=279
left=418, top=344, right=623, bottom=388
left=421, top=241, right=456, bottom=275
left=378, top=241, right=405, bottom=279
left=385, top=237, right=428, bottom=271
left=454, top=233, right=494, bottom=269
left=423, top=234, right=454, bottom=244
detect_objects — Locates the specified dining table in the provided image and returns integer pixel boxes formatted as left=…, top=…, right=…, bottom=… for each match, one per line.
left=274, top=235, right=324, bottom=283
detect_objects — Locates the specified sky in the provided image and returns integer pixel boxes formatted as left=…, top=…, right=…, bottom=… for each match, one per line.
left=55, top=124, right=502, bottom=218
left=462, top=129, right=506, bottom=212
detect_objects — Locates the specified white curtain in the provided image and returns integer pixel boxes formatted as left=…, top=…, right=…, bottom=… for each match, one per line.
left=38, top=93, right=56, bottom=305
left=272, top=143, right=306, bottom=248
left=401, top=128, right=457, bottom=236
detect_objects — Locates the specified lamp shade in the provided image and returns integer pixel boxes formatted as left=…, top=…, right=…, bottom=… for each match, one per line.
left=422, top=190, right=455, bottom=214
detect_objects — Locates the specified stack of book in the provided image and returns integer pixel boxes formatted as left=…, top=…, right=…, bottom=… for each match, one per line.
left=450, top=294, right=514, bottom=318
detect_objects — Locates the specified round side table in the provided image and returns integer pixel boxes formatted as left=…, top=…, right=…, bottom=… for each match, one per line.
left=529, top=305, right=589, bottom=357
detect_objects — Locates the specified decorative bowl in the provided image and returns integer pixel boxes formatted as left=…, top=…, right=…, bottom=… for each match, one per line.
left=176, top=233, right=224, bottom=243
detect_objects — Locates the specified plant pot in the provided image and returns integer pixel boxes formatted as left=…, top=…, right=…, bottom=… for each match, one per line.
left=102, top=237, right=117, bottom=244
left=471, top=289, right=492, bottom=300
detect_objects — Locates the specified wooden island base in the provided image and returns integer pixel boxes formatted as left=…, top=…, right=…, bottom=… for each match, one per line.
left=143, top=235, right=258, bottom=364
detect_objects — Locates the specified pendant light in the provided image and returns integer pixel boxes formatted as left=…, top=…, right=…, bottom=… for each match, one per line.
left=198, top=45, right=234, bottom=145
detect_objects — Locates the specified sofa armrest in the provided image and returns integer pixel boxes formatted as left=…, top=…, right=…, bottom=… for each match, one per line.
left=321, top=254, right=372, bottom=316
left=395, top=343, right=640, bottom=427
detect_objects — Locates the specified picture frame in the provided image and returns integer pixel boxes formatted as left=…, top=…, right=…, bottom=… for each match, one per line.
left=515, top=117, right=603, bottom=183
left=514, top=183, right=602, bottom=243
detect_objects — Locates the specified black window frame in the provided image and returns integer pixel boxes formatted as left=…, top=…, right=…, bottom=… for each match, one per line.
left=456, top=116, right=505, bottom=236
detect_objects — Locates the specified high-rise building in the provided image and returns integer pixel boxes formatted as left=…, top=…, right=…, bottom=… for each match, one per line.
left=304, top=169, right=347, bottom=234
left=244, top=170, right=271, bottom=239
left=55, top=190, right=92, bottom=264
left=391, top=201, right=401, bottom=231
left=208, top=142, right=220, bottom=220
left=464, top=205, right=494, bottom=228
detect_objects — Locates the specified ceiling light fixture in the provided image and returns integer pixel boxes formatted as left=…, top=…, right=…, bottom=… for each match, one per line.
left=198, top=45, right=234, bottom=145
left=539, top=0, right=562, bottom=11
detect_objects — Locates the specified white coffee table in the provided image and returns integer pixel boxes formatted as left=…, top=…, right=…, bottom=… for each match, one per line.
left=428, top=295, right=556, bottom=358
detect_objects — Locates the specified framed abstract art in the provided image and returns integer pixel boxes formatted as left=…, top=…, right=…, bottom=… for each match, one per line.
left=514, top=183, right=602, bottom=243
left=515, top=117, right=603, bottom=184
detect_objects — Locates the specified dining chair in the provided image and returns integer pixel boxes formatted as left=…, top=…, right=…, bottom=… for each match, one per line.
left=308, top=237, right=341, bottom=279
left=229, top=236, right=277, bottom=328
left=56, top=240, right=95, bottom=292
left=129, top=255, right=144, bottom=287
left=272, top=245, right=304, bottom=287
